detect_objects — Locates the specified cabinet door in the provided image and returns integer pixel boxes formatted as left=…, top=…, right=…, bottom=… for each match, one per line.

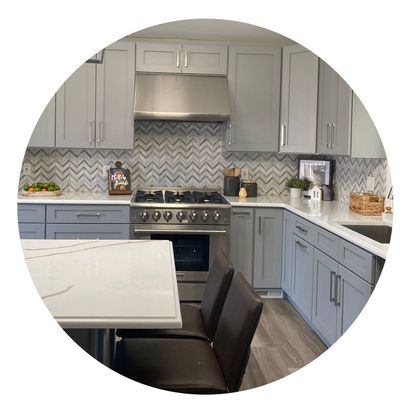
left=253, top=209, right=282, bottom=288
left=312, top=249, right=339, bottom=345
left=226, top=46, right=281, bottom=152
left=290, top=234, right=314, bottom=320
left=95, top=41, right=135, bottom=149
left=136, top=42, right=181, bottom=73
left=332, top=75, right=352, bottom=155
left=46, top=224, right=130, bottom=239
left=181, top=44, right=228, bottom=75
left=337, top=265, right=372, bottom=337
left=280, top=45, right=318, bottom=154
left=281, top=210, right=294, bottom=294
left=351, top=93, right=386, bottom=158
left=56, top=63, right=96, bottom=148
left=28, top=95, right=56, bottom=148
left=317, top=60, right=337, bottom=154
left=229, top=208, right=254, bottom=285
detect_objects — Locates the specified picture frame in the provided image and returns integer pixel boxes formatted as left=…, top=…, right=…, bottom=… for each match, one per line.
left=108, top=161, right=131, bottom=195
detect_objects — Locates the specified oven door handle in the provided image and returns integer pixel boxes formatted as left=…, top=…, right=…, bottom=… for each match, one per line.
left=133, top=228, right=228, bottom=235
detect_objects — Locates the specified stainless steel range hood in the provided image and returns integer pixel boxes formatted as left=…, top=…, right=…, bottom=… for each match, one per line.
left=134, top=73, right=231, bottom=121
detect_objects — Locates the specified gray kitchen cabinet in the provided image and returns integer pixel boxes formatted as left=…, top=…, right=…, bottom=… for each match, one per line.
left=280, top=45, right=318, bottom=154
left=313, top=224, right=339, bottom=261
left=136, top=42, right=228, bottom=75
left=312, top=248, right=339, bottom=345
left=18, top=223, right=46, bottom=239
left=281, top=210, right=294, bottom=294
left=46, top=223, right=130, bottom=239
left=28, top=95, right=56, bottom=148
left=46, top=204, right=130, bottom=224
left=317, top=60, right=352, bottom=156
left=229, top=208, right=254, bottom=285
left=290, top=233, right=314, bottom=320
left=18, top=204, right=46, bottom=239
left=350, top=93, right=386, bottom=159
left=253, top=209, right=283, bottom=288
left=337, top=264, right=373, bottom=336
left=226, top=46, right=281, bottom=152
left=56, top=40, right=135, bottom=149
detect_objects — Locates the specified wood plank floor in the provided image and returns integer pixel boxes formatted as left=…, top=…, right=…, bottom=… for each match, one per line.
left=240, top=299, right=327, bottom=391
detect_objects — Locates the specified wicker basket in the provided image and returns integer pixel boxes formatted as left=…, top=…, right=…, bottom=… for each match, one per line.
left=349, top=192, right=385, bottom=216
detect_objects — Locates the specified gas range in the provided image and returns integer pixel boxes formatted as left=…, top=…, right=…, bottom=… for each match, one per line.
left=130, top=187, right=230, bottom=226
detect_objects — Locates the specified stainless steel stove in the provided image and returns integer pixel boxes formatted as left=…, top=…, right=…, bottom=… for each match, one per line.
left=130, top=187, right=231, bottom=301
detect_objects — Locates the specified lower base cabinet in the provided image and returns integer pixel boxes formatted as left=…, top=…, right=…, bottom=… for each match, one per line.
left=46, top=224, right=130, bottom=239
left=311, top=248, right=373, bottom=346
left=229, top=207, right=282, bottom=290
left=230, top=208, right=254, bottom=285
left=18, top=223, right=46, bottom=239
left=290, top=233, right=314, bottom=320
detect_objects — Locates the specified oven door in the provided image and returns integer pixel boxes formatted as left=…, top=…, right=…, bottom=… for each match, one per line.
left=132, top=224, right=229, bottom=301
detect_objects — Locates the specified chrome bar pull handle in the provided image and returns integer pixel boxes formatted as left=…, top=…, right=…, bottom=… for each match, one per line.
left=176, top=50, right=180, bottom=67
left=280, top=125, right=285, bottom=146
left=184, top=51, right=188, bottom=67
left=331, top=123, right=336, bottom=147
left=296, top=225, right=308, bottom=233
left=326, top=123, right=330, bottom=147
left=295, top=240, right=307, bottom=250
left=227, top=123, right=233, bottom=145
left=89, top=121, right=94, bottom=143
left=97, top=121, right=103, bottom=143
left=258, top=216, right=262, bottom=234
left=330, top=271, right=336, bottom=302
left=335, top=274, right=342, bottom=306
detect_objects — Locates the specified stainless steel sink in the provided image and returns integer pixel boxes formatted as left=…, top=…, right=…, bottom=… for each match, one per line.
left=341, top=224, right=392, bottom=244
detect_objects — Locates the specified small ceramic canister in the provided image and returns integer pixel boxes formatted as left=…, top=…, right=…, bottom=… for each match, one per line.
left=239, top=187, right=248, bottom=198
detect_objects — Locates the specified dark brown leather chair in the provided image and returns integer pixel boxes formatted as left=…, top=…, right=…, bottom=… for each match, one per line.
left=117, top=249, right=234, bottom=341
left=114, top=272, right=263, bottom=394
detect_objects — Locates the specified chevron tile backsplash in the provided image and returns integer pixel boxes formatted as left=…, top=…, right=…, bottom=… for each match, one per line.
left=19, top=121, right=388, bottom=203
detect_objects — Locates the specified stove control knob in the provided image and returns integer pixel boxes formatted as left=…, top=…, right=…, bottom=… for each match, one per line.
left=189, top=210, right=198, bottom=222
left=152, top=210, right=161, bottom=221
left=176, top=211, right=185, bottom=222
left=201, top=210, right=209, bottom=222
left=213, top=210, right=221, bottom=221
left=163, top=210, right=173, bottom=222
left=140, top=210, right=149, bottom=222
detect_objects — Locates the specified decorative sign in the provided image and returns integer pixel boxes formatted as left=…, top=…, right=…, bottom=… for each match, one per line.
left=108, top=161, right=131, bottom=195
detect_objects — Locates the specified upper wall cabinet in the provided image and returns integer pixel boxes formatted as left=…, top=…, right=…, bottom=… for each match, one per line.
left=28, top=96, right=56, bottom=148
left=226, top=46, right=281, bottom=152
left=351, top=93, right=386, bottom=159
left=56, top=41, right=135, bottom=149
left=136, top=42, right=228, bottom=75
left=280, top=45, right=319, bottom=154
left=317, top=60, right=352, bottom=156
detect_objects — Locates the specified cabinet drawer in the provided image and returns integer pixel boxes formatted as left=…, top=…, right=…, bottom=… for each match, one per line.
left=46, top=224, right=130, bottom=240
left=19, top=223, right=45, bottom=239
left=313, top=226, right=339, bottom=260
left=46, top=205, right=130, bottom=224
left=17, top=204, right=46, bottom=223
left=292, top=215, right=315, bottom=243
left=338, top=239, right=375, bottom=284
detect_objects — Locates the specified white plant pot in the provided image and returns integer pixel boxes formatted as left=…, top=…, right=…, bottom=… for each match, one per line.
left=289, top=188, right=302, bottom=198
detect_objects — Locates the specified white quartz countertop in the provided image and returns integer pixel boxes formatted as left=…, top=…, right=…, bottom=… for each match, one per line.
left=21, top=239, right=182, bottom=329
left=17, top=191, right=391, bottom=259
left=225, top=195, right=391, bottom=259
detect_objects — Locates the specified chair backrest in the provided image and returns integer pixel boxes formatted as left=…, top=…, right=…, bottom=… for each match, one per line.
left=212, top=272, right=263, bottom=392
left=200, top=249, right=234, bottom=341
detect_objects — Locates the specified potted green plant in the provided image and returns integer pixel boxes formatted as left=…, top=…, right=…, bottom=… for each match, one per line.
left=285, top=177, right=306, bottom=198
